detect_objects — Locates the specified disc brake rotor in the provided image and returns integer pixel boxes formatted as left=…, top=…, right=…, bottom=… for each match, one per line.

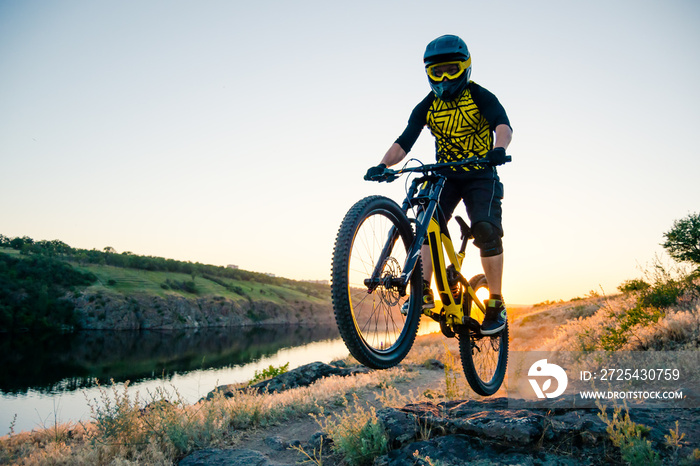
left=377, top=256, right=402, bottom=306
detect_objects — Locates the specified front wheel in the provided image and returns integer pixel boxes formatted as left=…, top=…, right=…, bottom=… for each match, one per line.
left=331, top=195, right=422, bottom=369
left=459, top=274, right=509, bottom=396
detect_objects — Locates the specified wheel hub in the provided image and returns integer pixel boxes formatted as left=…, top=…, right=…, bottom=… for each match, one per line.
left=377, top=257, right=402, bottom=306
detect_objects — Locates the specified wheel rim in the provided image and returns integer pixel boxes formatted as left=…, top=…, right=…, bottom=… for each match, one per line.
left=347, top=209, right=412, bottom=354
left=469, top=332, right=506, bottom=387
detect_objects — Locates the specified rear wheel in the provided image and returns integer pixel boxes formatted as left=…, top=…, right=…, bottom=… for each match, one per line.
left=331, top=196, right=422, bottom=369
left=459, top=274, right=509, bottom=396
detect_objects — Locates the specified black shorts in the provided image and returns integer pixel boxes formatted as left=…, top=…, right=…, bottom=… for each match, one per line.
left=438, top=174, right=504, bottom=235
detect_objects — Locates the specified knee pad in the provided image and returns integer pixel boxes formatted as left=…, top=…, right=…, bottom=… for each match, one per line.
left=472, top=221, right=503, bottom=257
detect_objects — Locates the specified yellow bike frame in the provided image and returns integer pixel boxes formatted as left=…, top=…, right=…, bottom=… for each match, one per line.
left=425, top=216, right=486, bottom=328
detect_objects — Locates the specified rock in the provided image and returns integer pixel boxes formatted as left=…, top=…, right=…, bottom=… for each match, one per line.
left=376, top=407, right=421, bottom=448
left=308, top=431, right=332, bottom=450
left=72, top=292, right=335, bottom=330
left=447, top=409, right=546, bottom=445
left=375, top=435, right=549, bottom=466
left=264, top=435, right=301, bottom=451
left=377, top=400, right=549, bottom=449
left=264, top=435, right=288, bottom=451
left=371, top=398, right=700, bottom=465
left=179, top=448, right=291, bottom=466
left=207, top=361, right=371, bottom=399
left=424, top=358, right=445, bottom=370
left=180, top=395, right=699, bottom=466
left=190, top=368, right=700, bottom=466
left=250, top=362, right=351, bottom=394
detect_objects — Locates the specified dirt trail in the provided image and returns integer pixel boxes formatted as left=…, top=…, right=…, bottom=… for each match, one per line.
left=206, top=307, right=548, bottom=465
left=185, top=300, right=656, bottom=466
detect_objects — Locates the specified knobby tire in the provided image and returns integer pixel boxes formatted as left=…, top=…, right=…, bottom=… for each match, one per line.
left=459, top=274, right=509, bottom=396
left=331, top=196, right=422, bottom=369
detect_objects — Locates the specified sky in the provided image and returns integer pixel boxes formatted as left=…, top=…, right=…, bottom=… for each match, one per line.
left=1, top=0, right=699, bottom=305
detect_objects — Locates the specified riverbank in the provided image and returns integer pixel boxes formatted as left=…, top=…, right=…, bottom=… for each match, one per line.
left=3, top=290, right=700, bottom=464
left=0, top=324, right=347, bottom=435
left=2, top=330, right=698, bottom=465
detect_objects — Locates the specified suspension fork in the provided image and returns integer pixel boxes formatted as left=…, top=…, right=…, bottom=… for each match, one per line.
left=364, top=225, right=401, bottom=293
left=363, top=176, right=446, bottom=295
left=397, top=176, right=446, bottom=290
left=363, top=182, right=421, bottom=292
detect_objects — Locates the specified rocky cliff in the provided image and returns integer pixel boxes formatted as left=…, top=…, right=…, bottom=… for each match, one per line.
left=72, top=292, right=335, bottom=330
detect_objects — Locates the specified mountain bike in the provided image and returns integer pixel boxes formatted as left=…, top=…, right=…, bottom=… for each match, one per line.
left=331, top=156, right=510, bottom=396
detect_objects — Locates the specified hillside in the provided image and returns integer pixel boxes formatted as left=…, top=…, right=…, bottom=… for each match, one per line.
left=0, top=240, right=332, bottom=332
left=69, top=264, right=334, bottom=330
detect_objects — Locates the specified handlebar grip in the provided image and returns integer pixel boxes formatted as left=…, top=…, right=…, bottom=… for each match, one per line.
left=505, top=155, right=512, bottom=163
left=367, top=169, right=398, bottom=183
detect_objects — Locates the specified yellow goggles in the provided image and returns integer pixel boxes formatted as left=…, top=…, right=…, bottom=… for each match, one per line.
left=425, top=59, right=471, bottom=81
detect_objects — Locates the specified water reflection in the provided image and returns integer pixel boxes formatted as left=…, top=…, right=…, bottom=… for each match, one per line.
left=0, top=325, right=340, bottom=395
left=1, top=319, right=444, bottom=433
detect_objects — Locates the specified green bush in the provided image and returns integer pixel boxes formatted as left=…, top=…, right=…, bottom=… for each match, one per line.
left=600, top=304, right=664, bottom=351
left=601, top=262, right=699, bottom=350
left=164, top=279, right=198, bottom=294
left=639, top=277, right=686, bottom=308
left=598, top=402, right=661, bottom=466
left=617, top=279, right=650, bottom=293
left=317, top=396, right=389, bottom=466
left=249, top=362, right=290, bottom=385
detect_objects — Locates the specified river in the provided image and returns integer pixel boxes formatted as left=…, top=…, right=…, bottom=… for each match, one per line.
left=0, top=325, right=350, bottom=434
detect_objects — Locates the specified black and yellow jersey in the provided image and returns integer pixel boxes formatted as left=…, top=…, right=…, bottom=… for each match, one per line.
left=395, top=82, right=511, bottom=174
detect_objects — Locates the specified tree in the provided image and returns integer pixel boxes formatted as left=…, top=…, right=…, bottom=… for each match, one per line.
left=9, top=236, right=33, bottom=251
left=35, top=239, right=73, bottom=256
left=662, top=212, right=700, bottom=266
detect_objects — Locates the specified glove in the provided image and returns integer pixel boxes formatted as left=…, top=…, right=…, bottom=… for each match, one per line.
left=486, top=147, right=508, bottom=166
left=364, top=163, right=387, bottom=181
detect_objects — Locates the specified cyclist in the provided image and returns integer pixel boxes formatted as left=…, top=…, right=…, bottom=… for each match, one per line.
left=365, top=34, right=512, bottom=335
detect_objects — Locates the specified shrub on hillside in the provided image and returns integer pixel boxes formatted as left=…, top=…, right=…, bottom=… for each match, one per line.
left=163, top=279, right=198, bottom=294
left=618, top=279, right=650, bottom=293
left=545, top=268, right=699, bottom=352
left=0, top=253, right=96, bottom=331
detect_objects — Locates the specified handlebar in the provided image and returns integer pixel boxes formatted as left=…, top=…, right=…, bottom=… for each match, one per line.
left=368, top=155, right=512, bottom=182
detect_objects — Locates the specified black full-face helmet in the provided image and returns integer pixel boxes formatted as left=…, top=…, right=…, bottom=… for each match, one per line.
left=423, top=35, right=471, bottom=101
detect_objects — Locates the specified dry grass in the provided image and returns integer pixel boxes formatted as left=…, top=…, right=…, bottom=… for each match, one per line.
left=541, top=278, right=700, bottom=352
left=0, top=327, right=469, bottom=465
left=508, top=273, right=700, bottom=353
left=3, top=270, right=697, bottom=465
left=509, top=298, right=608, bottom=351
left=0, top=366, right=418, bottom=465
